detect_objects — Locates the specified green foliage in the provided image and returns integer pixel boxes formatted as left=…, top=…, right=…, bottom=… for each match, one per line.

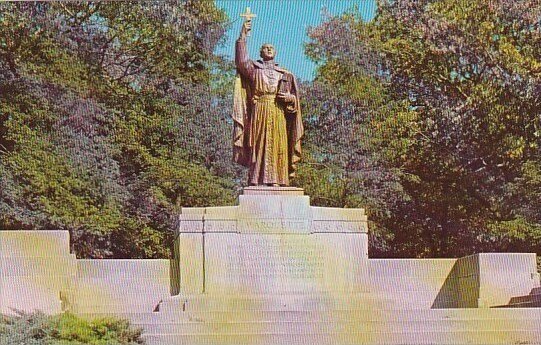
left=294, top=151, right=347, bottom=208
left=2, top=0, right=539, bottom=261
left=307, top=0, right=541, bottom=258
left=484, top=161, right=541, bottom=253
left=0, top=312, right=143, bottom=345
left=0, top=1, right=237, bottom=258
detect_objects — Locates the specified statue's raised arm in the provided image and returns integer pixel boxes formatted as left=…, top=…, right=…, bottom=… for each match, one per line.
left=235, top=20, right=253, bottom=77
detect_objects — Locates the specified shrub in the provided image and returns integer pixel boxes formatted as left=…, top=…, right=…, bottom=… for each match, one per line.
left=0, top=312, right=144, bottom=345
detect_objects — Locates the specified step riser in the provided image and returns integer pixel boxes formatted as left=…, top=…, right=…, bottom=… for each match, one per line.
left=71, top=305, right=160, bottom=313
left=142, top=331, right=541, bottom=345
left=160, top=297, right=436, bottom=312
left=509, top=294, right=541, bottom=304
left=137, top=320, right=541, bottom=334
left=162, top=310, right=541, bottom=323
left=503, top=302, right=541, bottom=308
left=76, top=309, right=541, bottom=324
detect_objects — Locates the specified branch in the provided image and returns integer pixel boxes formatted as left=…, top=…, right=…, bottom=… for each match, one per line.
left=58, top=3, right=75, bottom=18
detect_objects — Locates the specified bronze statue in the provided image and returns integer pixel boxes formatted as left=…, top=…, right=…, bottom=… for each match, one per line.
left=232, top=9, right=303, bottom=187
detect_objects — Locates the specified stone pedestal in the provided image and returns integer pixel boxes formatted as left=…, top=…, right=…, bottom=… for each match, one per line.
left=174, top=188, right=368, bottom=295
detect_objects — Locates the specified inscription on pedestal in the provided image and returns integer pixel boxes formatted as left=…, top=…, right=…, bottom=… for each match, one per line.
left=238, top=219, right=309, bottom=233
left=204, top=232, right=368, bottom=293
left=312, top=221, right=368, bottom=233
left=227, top=236, right=324, bottom=280
left=181, top=192, right=370, bottom=293
left=238, top=219, right=282, bottom=233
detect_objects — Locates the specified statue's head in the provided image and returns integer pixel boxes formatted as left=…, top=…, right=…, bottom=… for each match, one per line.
left=260, top=43, right=276, bottom=61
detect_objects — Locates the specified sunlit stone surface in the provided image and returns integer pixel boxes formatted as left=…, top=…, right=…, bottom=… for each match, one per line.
left=162, top=188, right=541, bottom=344
left=1, top=187, right=540, bottom=344
left=176, top=187, right=369, bottom=295
left=0, top=231, right=76, bottom=315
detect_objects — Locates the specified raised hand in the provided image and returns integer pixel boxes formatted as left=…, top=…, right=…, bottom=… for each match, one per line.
left=240, top=20, right=252, bottom=39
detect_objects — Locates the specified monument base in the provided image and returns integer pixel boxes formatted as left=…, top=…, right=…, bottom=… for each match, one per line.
left=156, top=187, right=541, bottom=344
left=1, top=188, right=540, bottom=344
left=175, top=187, right=369, bottom=295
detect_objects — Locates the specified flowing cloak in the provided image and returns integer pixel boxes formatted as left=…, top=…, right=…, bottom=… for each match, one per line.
left=232, top=60, right=303, bottom=180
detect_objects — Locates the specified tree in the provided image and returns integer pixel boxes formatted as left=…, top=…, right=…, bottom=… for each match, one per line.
left=296, top=79, right=407, bottom=256
left=306, top=0, right=541, bottom=257
left=0, top=1, right=238, bottom=258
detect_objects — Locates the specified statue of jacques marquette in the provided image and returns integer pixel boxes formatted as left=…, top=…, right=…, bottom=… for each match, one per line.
left=232, top=12, right=303, bottom=187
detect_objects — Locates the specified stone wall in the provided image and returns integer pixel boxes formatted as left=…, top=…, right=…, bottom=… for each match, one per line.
left=69, top=259, right=171, bottom=314
left=0, top=230, right=170, bottom=315
left=0, top=231, right=76, bottom=315
left=368, top=259, right=457, bottom=309
left=1, top=229, right=540, bottom=315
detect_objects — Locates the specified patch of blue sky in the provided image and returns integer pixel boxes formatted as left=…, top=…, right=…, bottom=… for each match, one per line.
left=215, top=1, right=377, bottom=81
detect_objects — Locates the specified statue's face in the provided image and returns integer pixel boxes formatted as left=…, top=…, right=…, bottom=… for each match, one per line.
left=260, top=44, right=276, bottom=61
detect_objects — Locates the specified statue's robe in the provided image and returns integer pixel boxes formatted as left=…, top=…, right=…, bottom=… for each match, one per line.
left=232, top=38, right=303, bottom=186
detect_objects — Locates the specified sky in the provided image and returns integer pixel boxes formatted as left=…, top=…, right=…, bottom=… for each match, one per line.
left=215, top=1, right=377, bottom=81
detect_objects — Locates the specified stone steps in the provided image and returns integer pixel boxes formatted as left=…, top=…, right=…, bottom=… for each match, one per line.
left=135, top=318, right=541, bottom=334
left=509, top=294, right=541, bottom=305
left=165, top=292, right=449, bottom=311
left=78, top=307, right=541, bottom=323
left=141, top=329, right=541, bottom=345
left=495, top=286, right=541, bottom=308
left=160, top=294, right=401, bottom=312
left=79, top=306, right=541, bottom=344
left=72, top=304, right=161, bottom=313
left=509, top=288, right=541, bottom=304
left=168, top=308, right=541, bottom=324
